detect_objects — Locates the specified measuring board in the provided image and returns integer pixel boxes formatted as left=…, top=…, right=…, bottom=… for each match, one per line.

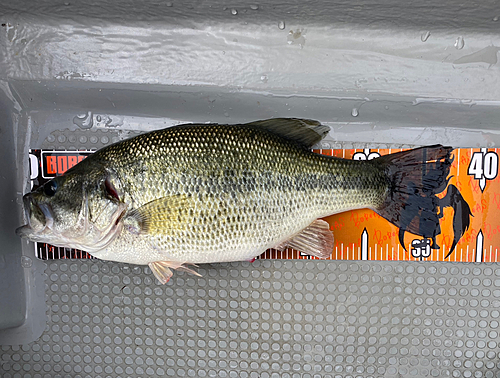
left=26, top=148, right=499, bottom=262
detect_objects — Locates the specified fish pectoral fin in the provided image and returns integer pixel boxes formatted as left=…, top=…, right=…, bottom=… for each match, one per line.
left=124, top=195, right=190, bottom=235
left=244, top=118, right=330, bottom=148
left=148, top=261, right=202, bottom=285
left=275, top=219, right=333, bottom=259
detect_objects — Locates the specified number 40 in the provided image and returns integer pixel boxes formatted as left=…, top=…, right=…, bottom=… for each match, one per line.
left=468, top=150, right=498, bottom=180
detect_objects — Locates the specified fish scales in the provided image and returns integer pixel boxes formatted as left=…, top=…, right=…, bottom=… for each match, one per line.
left=92, top=124, right=387, bottom=264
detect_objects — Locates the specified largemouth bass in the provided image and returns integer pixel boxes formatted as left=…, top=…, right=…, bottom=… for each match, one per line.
left=16, top=118, right=468, bottom=284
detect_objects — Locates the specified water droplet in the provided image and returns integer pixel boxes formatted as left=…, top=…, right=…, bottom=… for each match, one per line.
left=493, top=16, right=499, bottom=21
left=278, top=21, right=285, bottom=30
left=384, top=105, right=389, bottom=110
left=286, top=29, right=306, bottom=48
left=166, top=1, right=173, bottom=6
left=224, top=112, right=230, bottom=117
left=351, top=108, right=359, bottom=117
left=64, top=2, right=70, bottom=5
left=73, top=111, right=94, bottom=129
left=250, top=5, right=259, bottom=10
left=421, top=31, right=431, bottom=42
left=231, top=8, right=238, bottom=15
left=260, top=75, right=268, bottom=83
left=454, top=36, right=465, bottom=50
left=21, top=256, right=33, bottom=268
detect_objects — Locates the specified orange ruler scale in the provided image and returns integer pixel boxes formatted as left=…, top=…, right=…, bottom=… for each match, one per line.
left=28, top=148, right=499, bottom=262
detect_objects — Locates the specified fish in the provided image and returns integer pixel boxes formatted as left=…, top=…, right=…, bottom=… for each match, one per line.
left=16, top=118, right=469, bottom=284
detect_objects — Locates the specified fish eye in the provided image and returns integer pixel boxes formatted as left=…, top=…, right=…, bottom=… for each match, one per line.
left=43, top=180, right=58, bottom=197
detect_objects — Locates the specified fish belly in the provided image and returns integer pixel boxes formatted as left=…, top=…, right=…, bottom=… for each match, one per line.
left=93, top=175, right=379, bottom=265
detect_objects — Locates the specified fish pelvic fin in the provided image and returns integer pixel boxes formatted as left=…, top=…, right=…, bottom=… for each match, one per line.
left=374, top=145, right=457, bottom=250
left=148, top=261, right=202, bottom=285
left=273, top=219, right=333, bottom=259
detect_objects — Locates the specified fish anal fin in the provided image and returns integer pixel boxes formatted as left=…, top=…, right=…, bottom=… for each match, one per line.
left=124, top=195, right=190, bottom=235
left=276, top=219, right=333, bottom=259
left=245, top=118, right=330, bottom=148
left=148, top=261, right=202, bottom=285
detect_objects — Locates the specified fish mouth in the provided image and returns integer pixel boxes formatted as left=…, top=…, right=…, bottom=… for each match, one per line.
left=16, top=194, right=54, bottom=240
left=16, top=189, right=127, bottom=252
left=15, top=224, right=34, bottom=239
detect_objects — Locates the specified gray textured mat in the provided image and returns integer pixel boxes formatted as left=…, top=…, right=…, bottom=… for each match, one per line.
left=1, top=259, right=500, bottom=377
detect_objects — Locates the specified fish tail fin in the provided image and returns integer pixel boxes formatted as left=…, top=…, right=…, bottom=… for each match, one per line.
left=373, top=145, right=454, bottom=250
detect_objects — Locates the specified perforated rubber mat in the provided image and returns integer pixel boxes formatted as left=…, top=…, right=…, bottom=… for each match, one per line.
left=1, top=259, right=500, bottom=377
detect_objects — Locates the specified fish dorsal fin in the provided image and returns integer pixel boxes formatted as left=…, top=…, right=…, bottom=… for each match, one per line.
left=245, top=118, right=330, bottom=148
left=123, top=195, right=190, bottom=235
left=273, top=219, right=333, bottom=259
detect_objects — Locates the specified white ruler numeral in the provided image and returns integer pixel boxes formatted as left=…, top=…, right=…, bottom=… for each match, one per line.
left=468, top=149, right=498, bottom=191
left=352, top=149, right=381, bottom=161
